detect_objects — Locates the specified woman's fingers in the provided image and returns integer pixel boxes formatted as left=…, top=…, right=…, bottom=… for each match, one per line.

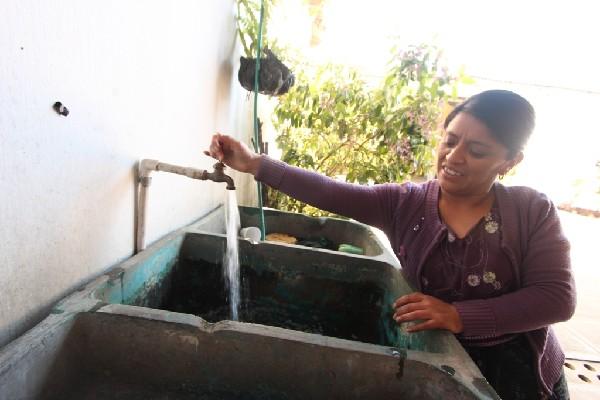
left=392, top=293, right=463, bottom=333
left=393, top=292, right=424, bottom=309
left=392, top=294, right=463, bottom=334
left=406, top=320, right=438, bottom=333
left=394, top=310, right=429, bottom=323
left=393, top=302, right=422, bottom=318
left=206, top=134, right=226, bottom=161
left=204, top=132, right=261, bottom=174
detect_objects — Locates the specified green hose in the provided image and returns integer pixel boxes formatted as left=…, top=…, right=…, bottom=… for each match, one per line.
left=253, top=0, right=266, bottom=240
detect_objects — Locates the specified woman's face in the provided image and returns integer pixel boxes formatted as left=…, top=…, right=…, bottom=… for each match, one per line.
left=437, top=112, right=521, bottom=197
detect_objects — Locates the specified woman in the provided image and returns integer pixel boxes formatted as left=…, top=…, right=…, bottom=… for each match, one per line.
left=206, top=90, right=575, bottom=399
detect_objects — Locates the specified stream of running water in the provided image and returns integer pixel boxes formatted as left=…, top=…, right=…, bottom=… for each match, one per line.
left=224, top=190, right=241, bottom=320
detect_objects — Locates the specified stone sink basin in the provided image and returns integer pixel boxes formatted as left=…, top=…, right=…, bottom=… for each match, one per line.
left=0, top=206, right=498, bottom=399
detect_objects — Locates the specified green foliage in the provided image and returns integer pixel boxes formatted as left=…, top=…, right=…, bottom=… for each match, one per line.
left=236, top=0, right=280, bottom=58
left=268, top=44, right=466, bottom=216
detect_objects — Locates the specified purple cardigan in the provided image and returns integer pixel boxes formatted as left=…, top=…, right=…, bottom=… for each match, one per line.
left=256, top=155, right=576, bottom=396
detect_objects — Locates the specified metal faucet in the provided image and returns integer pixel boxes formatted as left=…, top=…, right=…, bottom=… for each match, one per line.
left=202, top=162, right=236, bottom=190
left=136, top=159, right=236, bottom=253
left=138, top=159, right=235, bottom=190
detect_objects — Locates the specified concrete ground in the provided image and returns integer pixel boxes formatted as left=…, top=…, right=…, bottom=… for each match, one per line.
left=554, top=211, right=600, bottom=399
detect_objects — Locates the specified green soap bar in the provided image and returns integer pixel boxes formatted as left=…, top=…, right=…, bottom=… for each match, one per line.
left=338, top=244, right=364, bottom=255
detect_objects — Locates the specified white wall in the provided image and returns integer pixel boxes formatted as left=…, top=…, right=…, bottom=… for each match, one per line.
left=0, top=0, right=256, bottom=348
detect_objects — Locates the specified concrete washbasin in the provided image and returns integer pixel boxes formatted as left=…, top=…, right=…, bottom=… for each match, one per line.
left=0, top=206, right=499, bottom=399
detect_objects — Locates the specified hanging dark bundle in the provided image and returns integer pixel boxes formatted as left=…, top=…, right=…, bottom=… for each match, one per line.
left=238, top=49, right=295, bottom=96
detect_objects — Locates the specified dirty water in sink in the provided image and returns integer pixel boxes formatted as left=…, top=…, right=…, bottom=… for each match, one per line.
left=162, top=258, right=389, bottom=346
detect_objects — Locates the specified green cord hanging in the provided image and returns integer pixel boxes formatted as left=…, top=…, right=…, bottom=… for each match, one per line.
left=253, top=0, right=266, bottom=240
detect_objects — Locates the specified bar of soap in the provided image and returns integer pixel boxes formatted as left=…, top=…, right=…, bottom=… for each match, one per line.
left=265, top=233, right=297, bottom=244
left=338, top=244, right=364, bottom=255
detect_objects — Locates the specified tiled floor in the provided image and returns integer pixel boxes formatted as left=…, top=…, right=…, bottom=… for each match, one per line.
left=562, top=358, right=600, bottom=399
left=554, top=211, right=600, bottom=399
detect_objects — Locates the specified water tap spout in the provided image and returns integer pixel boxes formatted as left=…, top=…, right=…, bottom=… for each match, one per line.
left=203, top=162, right=235, bottom=190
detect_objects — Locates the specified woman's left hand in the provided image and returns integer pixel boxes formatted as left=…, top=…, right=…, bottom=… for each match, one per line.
left=393, top=292, right=463, bottom=334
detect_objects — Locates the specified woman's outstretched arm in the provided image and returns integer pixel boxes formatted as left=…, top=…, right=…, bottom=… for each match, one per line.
left=205, top=133, right=411, bottom=232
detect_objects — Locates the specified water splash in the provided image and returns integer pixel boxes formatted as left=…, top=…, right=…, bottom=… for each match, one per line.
left=224, top=190, right=241, bottom=320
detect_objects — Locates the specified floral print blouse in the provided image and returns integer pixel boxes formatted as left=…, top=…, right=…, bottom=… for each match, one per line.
left=420, top=203, right=517, bottom=345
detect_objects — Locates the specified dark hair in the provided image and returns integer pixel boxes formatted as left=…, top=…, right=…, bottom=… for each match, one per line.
left=444, top=90, right=535, bottom=157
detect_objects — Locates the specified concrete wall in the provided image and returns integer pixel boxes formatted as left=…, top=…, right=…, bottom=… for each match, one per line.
left=0, top=0, right=256, bottom=348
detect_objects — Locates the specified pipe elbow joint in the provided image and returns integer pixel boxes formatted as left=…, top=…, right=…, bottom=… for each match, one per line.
left=139, top=159, right=159, bottom=178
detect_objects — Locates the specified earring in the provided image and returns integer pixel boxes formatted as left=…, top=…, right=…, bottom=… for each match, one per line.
left=498, top=173, right=505, bottom=180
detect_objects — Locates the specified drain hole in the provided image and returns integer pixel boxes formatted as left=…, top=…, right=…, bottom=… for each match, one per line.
left=578, top=374, right=591, bottom=383
left=583, top=363, right=596, bottom=371
left=564, top=362, right=576, bottom=370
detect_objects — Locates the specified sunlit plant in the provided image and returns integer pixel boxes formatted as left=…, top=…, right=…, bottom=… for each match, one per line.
left=268, top=44, right=470, bottom=216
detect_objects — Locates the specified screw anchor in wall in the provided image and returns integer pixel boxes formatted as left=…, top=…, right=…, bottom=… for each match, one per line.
left=53, top=102, right=69, bottom=116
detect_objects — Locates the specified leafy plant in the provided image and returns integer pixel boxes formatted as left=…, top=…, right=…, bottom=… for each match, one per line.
left=268, top=44, right=468, bottom=216
left=235, top=0, right=279, bottom=58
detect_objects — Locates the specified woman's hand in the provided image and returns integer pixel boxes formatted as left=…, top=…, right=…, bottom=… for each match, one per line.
left=204, top=133, right=261, bottom=175
left=393, top=292, right=463, bottom=334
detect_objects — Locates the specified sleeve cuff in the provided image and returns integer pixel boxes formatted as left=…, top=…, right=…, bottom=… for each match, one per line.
left=255, top=155, right=287, bottom=188
left=453, top=299, right=498, bottom=338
